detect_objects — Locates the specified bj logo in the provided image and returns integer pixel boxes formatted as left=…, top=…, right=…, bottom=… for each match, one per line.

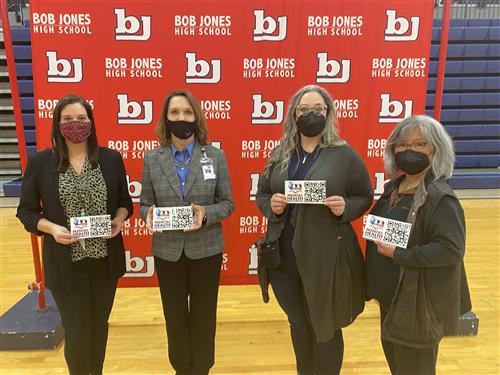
left=185, top=52, right=221, bottom=84
left=117, top=94, right=153, bottom=125
left=46, top=51, right=83, bottom=83
left=114, top=8, right=151, bottom=41
left=253, top=9, right=287, bottom=42
left=124, top=251, right=154, bottom=278
left=316, top=53, right=350, bottom=83
left=251, top=94, right=284, bottom=125
left=126, top=174, right=142, bottom=203
left=384, top=9, right=419, bottom=41
left=378, top=93, right=413, bottom=123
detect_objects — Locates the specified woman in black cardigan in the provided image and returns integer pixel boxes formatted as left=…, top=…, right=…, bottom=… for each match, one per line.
left=17, top=94, right=133, bottom=375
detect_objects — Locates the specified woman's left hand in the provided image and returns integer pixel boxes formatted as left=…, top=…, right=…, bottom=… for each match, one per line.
left=324, top=195, right=346, bottom=216
left=375, top=240, right=396, bottom=258
left=184, top=204, right=206, bottom=232
left=104, top=216, right=125, bottom=239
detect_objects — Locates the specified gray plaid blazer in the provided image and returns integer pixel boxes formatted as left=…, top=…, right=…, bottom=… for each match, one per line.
left=140, top=142, right=234, bottom=261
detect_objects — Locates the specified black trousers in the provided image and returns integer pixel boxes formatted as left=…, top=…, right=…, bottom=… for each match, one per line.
left=155, top=252, right=222, bottom=375
left=380, top=304, right=439, bottom=375
left=50, top=257, right=118, bottom=375
left=268, top=267, right=344, bottom=375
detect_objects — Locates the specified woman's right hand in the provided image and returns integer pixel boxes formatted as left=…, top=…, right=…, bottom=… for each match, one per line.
left=50, top=224, right=78, bottom=245
left=270, top=193, right=287, bottom=215
left=145, top=205, right=155, bottom=231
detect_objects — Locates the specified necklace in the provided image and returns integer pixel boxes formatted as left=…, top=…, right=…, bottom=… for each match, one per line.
left=299, top=146, right=320, bottom=164
left=174, top=156, right=191, bottom=169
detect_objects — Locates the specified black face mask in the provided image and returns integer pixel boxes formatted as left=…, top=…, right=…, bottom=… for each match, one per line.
left=167, top=120, right=196, bottom=140
left=395, top=150, right=430, bottom=175
left=296, top=112, right=326, bottom=137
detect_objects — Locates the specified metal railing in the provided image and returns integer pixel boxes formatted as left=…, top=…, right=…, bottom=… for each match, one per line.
left=434, top=0, right=500, bottom=19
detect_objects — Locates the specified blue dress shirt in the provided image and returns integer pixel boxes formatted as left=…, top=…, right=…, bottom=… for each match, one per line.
left=170, top=141, right=194, bottom=195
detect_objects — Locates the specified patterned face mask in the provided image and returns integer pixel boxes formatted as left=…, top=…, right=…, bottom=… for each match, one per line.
left=60, top=120, right=92, bottom=143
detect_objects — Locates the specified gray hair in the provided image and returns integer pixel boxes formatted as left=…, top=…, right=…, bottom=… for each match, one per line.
left=264, top=84, right=345, bottom=176
left=384, top=115, right=455, bottom=179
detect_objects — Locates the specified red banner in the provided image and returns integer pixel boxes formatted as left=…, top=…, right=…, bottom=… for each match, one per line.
left=29, top=0, right=434, bottom=286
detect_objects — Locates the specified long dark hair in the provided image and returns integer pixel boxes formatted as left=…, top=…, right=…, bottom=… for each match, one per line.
left=51, top=94, right=99, bottom=171
left=156, top=89, right=209, bottom=147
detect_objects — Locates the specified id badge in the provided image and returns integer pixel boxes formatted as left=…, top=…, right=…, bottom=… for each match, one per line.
left=202, top=164, right=216, bottom=180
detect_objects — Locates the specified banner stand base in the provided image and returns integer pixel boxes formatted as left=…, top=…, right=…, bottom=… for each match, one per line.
left=1, top=290, right=64, bottom=350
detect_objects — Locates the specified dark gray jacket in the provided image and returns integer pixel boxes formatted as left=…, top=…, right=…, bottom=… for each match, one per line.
left=380, top=174, right=472, bottom=348
left=256, top=144, right=373, bottom=342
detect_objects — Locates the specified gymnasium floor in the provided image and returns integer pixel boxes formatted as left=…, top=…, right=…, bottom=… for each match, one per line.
left=1, top=198, right=498, bottom=374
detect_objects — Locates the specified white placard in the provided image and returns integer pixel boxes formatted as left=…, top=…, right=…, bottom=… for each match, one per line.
left=285, top=180, right=326, bottom=204
left=362, top=214, right=412, bottom=249
left=153, top=206, right=194, bottom=231
left=70, top=214, right=111, bottom=239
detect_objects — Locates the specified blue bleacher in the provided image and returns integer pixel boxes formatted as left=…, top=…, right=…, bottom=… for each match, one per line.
left=426, top=93, right=500, bottom=107
left=430, top=44, right=500, bottom=58
left=445, top=124, right=500, bottom=138
left=427, top=77, right=500, bottom=91
left=430, top=17, right=499, bottom=190
left=432, top=26, right=500, bottom=41
left=428, top=61, right=500, bottom=75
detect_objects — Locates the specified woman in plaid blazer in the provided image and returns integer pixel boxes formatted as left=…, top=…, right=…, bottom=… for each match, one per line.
left=140, top=89, right=234, bottom=375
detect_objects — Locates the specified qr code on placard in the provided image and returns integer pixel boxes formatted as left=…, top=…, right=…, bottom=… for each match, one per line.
left=171, top=207, right=193, bottom=229
left=382, top=220, right=412, bottom=248
left=89, top=215, right=111, bottom=237
left=304, top=181, right=326, bottom=203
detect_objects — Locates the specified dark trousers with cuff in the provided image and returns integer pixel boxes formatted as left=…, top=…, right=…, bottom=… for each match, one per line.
left=155, top=252, right=222, bottom=375
left=380, top=304, right=439, bottom=375
left=268, top=267, right=344, bottom=375
left=50, top=257, right=118, bottom=375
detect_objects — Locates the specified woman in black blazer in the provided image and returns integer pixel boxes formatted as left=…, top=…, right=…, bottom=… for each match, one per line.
left=17, top=94, right=133, bottom=375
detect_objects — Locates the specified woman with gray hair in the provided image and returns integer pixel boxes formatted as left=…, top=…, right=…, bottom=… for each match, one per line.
left=365, top=115, right=471, bottom=375
left=256, top=85, right=373, bottom=374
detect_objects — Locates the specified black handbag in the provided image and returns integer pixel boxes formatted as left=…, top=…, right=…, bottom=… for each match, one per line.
left=254, top=237, right=280, bottom=269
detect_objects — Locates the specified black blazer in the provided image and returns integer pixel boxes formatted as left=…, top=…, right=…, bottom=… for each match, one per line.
left=16, top=147, right=133, bottom=290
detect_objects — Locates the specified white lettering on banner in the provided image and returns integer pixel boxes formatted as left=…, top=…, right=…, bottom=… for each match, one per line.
left=116, top=94, right=153, bottom=124
left=248, top=245, right=258, bottom=275
left=239, top=215, right=268, bottom=235
left=367, top=138, right=387, bottom=158
left=104, top=57, right=163, bottom=78
left=173, top=15, right=232, bottom=36
left=114, top=8, right=151, bottom=41
left=221, top=253, right=229, bottom=271
left=185, top=52, right=221, bottom=84
left=379, top=93, right=413, bottom=123
left=107, top=140, right=160, bottom=160
left=124, top=251, right=154, bottom=278
left=384, top=9, right=420, bottom=42
left=371, top=57, right=426, bottom=78
left=253, top=10, right=287, bottom=41
left=46, top=51, right=83, bottom=83
left=374, top=172, right=390, bottom=200
left=126, top=175, right=142, bottom=203
left=242, top=57, right=295, bottom=79
left=249, top=173, right=260, bottom=202
left=333, top=99, right=359, bottom=119
left=37, top=98, right=94, bottom=119
left=307, top=15, right=363, bottom=37
left=201, top=100, right=232, bottom=120
left=241, top=139, right=280, bottom=159
left=32, top=13, right=92, bottom=34
left=316, top=53, right=350, bottom=83
left=251, top=94, right=284, bottom=125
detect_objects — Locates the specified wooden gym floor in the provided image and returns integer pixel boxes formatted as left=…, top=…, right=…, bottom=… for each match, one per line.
left=1, top=199, right=499, bottom=374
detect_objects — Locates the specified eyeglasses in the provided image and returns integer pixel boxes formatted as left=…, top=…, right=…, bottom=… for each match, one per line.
left=395, top=141, right=429, bottom=151
left=296, top=104, right=328, bottom=117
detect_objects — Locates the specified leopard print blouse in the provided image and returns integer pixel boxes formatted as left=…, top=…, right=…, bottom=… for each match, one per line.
left=59, top=159, right=108, bottom=262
